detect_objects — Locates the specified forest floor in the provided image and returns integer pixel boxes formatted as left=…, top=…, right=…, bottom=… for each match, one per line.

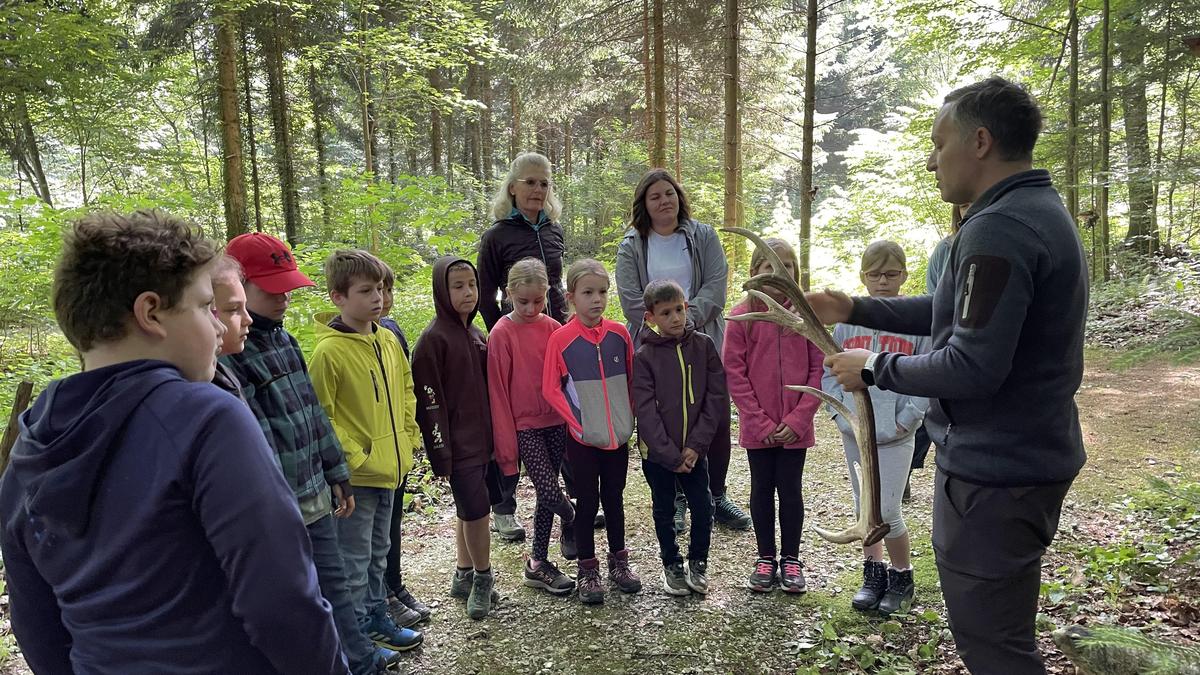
left=2, top=349, right=1198, bottom=674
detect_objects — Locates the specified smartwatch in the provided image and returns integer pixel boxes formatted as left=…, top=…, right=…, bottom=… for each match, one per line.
left=861, top=352, right=881, bottom=387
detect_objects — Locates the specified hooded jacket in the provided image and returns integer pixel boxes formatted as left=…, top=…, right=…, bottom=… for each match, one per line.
left=616, top=219, right=729, bottom=352
left=477, top=211, right=568, bottom=330
left=0, top=360, right=345, bottom=675
left=632, top=325, right=728, bottom=470
left=723, top=299, right=825, bottom=449
left=310, top=313, right=421, bottom=488
left=849, top=169, right=1088, bottom=486
left=412, top=256, right=493, bottom=476
left=542, top=316, right=635, bottom=450
left=487, top=313, right=564, bottom=476
left=821, top=323, right=930, bottom=447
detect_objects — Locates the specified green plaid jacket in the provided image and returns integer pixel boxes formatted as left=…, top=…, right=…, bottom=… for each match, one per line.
left=220, top=313, right=350, bottom=500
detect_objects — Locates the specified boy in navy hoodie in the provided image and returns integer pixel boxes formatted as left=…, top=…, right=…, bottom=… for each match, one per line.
left=0, top=210, right=346, bottom=674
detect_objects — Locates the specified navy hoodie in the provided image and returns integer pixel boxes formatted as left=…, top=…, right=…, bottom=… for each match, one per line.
left=0, top=360, right=347, bottom=674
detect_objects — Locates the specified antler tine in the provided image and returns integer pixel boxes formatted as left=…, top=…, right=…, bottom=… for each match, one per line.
left=726, top=289, right=809, bottom=335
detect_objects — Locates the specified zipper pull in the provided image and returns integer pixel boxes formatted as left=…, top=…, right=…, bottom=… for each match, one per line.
left=961, top=263, right=978, bottom=321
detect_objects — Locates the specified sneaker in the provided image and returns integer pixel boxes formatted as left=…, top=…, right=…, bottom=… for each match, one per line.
left=394, top=585, right=431, bottom=621
left=364, top=610, right=423, bottom=652
left=878, top=567, right=915, bottom=615
left=449, top=567, right=473, bottom=599
left=686, top=559, right=709, bottom=595
left=560, top=520, right=577, bottom=560
left=524, top=559, right=576, bottom=595
left=369, top=645, right=402, bottom=673
left=662, top=561, right=690, bottom=596
left=578, top=558, right=604, bottom=604
left=713, top=494, right=752, bottom=530
left=673, top=492, right=687, bottom=534
left=492, top=513, right=526, bottom=542
left=749, top=557, right=777, bottom=592
left=466, top=568, right=495, bottom=620
left=594, top=508, right=606, bottom=529
left=607, top=548, right=642, bottom=594
left=852, top=559, right=889, bottom=611
left=386, top=595, right=422, bottom=628
left=779, top=556, right=806, bottom=594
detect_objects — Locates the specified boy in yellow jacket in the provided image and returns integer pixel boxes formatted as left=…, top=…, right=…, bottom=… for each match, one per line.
left=310, top=250, right=426, bottom=650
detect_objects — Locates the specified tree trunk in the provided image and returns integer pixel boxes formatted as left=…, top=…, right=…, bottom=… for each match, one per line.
left=1118, top=8, right=1157, bottom=254
left=651, top=0, right=667, bottom=168
left=674, top=36, right=681, bottom=179
left=1098, top=0, right=1111, bottom=280
left=1165, top=67, right=1196, bottom=248
left=1066, top=0, right=1079, bottom=224
left=260, top=16, right=301, bottom=246
left=799, top=0, right=818, bottom=291
left=1152, top=2, right=1173, bottom=238
left=467, top=64, right=483, bottom=180
left=510, top=81, right=520, bottom=162
left=722, top=0, right=740, bottom=266
left=216, top=12, right=248, bottom=240
left=309, top=64, right=332, bottom=238
left=642, top=0, right=654, bottom=161
left=241, top=26, right=262, bottom=232
left=564, top=120, right=573, bottom=177
left=480, top=63, right=494, bottom=181
left=190, top=27, right=214, bottom=194
left=360, top=4, right=375, bottom=176
left=13, top=92, right=52, bottom=206
left=430, top=70, right=443, bottom=176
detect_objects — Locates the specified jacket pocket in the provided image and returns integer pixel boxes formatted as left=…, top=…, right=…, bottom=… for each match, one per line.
left=352, top=433, right=401, bottom=486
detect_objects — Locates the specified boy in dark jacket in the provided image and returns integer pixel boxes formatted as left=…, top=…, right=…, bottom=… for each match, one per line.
left=632, top=280, right=727, bottom=596
left=0, top=210, right=346, bottom=674
left=411, top=256, right=498, bottom=620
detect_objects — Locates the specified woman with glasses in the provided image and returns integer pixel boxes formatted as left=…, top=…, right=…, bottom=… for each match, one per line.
left=820, top=240, right=930, bottom=616
left=477, top=152, right=570, bottom=545
left=615, top=169, right=751, bottom=534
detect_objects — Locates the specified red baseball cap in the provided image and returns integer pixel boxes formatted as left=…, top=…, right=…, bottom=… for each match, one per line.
left=225, top=233, right=315, bottom=294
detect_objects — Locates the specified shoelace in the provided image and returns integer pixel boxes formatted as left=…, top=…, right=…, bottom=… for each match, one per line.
left=782, top=560, right=802, bottom=577
left=755, top=560, right=775, bottom=576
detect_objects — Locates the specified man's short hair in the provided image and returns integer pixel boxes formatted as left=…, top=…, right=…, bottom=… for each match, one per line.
left=324, top=249, right=386, bottom=295
left=53, top=210, right=218, bottom=352
left=643, top=279, right=686, bottom=312
left=944, top=76, right=1042, bottom=162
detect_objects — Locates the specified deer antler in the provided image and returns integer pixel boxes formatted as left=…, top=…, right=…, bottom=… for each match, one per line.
left=723, top=227, right=889, bottom=547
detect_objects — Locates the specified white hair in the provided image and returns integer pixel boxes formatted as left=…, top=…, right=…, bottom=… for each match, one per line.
left=489, top=151, right=562, bottom=222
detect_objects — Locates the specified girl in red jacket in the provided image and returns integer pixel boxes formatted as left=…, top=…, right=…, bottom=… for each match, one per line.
left=723, top=238, right=824, bottom=594
left=487, top=258, right=576, bottom=596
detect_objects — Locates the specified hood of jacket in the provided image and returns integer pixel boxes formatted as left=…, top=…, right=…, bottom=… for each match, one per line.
left=7, top=360, right=182, bottom=536
left=638, top=322, right=697, bottom=347
left=432, top=255, right=480, bottom=327
left=313, top=311, right=376, bottom=346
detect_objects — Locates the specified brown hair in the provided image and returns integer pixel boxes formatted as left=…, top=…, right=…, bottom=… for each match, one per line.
left=381, top=262, right=395, bottom=290
left=565, top=258, right=608, bottom=293
left=505, top=257, right=549, bottom=294
left=745, top=237, right=799, bottom=312
left=211, top=254, right=244, bottom=288
left=53, top=209, right=219, bottom=352
left=643, top=279, right=685, bottom=311
left=628, top=169, right=692, bottom=238
left=861, top=240, right=907, bottom=272
left=324, top=249, right=386, bottom=295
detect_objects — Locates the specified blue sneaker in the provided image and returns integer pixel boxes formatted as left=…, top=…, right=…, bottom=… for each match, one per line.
left=371, top=646, right=402, bottom=671
left=364, top=610, right=423, bottom=652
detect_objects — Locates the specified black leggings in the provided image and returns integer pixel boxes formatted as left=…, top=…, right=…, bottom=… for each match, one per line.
left=747, top=447, right=808, bottom=559
left=707, top=407, right=732, bottom=497
left=385, top=478, right=407, bottom=594
left=565, top=436, right=628, bottom=561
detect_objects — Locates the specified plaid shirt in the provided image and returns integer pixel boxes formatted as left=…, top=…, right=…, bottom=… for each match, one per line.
left=220, top=312, right=351, bottom=501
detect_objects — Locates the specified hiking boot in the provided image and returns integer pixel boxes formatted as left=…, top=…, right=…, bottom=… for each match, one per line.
left=686, top=559, right=709, bottom=595
left=713, top=494, right=752, bottom=530
left=560, top=519, right=577, bottom=560
left=449, top=567, right=473, bottom=599
left=577, top=558, right=604, bottom=604
left=662, top=561, right=690, bottom=596
left=386, top=595, right=422, bottom=628
left=594, top=508, right=606, bottom=529
left=364, top=609, right=423, bottom=651
left=466, top=568, right=495, bottom=620
left=524, top=559, right=576, bottom=595
left=779, top=556, right=806, bottom=594
left=673, top=492, right=687, bottom=534
left=749, top=557, right=777, bottom=592
left=852, top=559, right=889, bottom=611
left=878, top=567, right=915, bottom=616
left=492, top=513, right=526, bottom=542
left=607, top=548, right=642, bottom=594
left=393, top=585, right=431, bottom=621
left=369, top=646, right=402, bottom=673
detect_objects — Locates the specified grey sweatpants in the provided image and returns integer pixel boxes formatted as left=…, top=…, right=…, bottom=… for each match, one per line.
left=840, top=433, right=914, bottom=539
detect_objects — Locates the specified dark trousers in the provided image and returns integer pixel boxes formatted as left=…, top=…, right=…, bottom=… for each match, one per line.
left=747, top=447, right=807, bottom=559
left=933, top=469, right=1073, bottom=675
left=565, top=436, right=628, bottom=561
left=308, top=514, right=376, bottom=675
left=644, top=457, right=712, bottom=564
left=493, top=452, right=577, bottom=516
left=911, top=424, right=932, bottom=470
left=384, top=478, right=406, bottom=595
left=707, top=408, right=732, bottom=497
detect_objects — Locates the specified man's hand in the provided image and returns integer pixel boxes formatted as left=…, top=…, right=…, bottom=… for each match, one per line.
left=825, top=349, right=873, bottom=391
left=332, top=483, right=356, bottom=519
left=804, top=288, right=853, bottom=325
left=769, top=423, right=799, bottom=446
left=676, top=447, right=699, bottom=473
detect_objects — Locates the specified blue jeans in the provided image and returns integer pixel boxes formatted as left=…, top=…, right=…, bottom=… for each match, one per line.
left=307, top=514, right=376, bottom=674
left=337, top=487, right=394, bottom=624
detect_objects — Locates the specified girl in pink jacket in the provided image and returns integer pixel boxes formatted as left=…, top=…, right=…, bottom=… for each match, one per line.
left=723, top=238, right=824, bottom=594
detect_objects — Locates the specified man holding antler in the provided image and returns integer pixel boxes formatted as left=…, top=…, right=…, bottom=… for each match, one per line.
left=815, top=77, right=1088, bottom=674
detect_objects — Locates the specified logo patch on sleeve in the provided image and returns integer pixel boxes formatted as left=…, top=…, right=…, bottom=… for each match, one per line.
left=958, top=255, right=1011, bottom=329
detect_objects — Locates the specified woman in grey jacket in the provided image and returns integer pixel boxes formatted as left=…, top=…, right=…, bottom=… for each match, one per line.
left=615, top=169, right=749, bottom=531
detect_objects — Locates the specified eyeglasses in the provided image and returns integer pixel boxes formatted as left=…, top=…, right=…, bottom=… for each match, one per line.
left=864, top=270, right=906, bottom=281
left=515, top=178, right=552, bottom=190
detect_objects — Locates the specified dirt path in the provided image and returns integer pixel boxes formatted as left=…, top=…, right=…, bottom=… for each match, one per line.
left=2, top=351, right=1197, bottom=673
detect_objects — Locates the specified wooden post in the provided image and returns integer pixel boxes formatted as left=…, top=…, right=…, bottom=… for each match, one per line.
left=0, top=381, right=35, bottom=475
